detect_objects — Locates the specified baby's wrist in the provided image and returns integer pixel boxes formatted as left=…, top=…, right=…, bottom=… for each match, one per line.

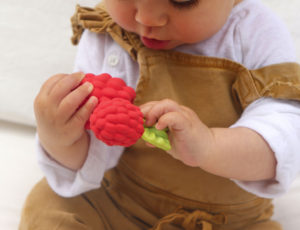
left=39, top=131, right=90, bottom=171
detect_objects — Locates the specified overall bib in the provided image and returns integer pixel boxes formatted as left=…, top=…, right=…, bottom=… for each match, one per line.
left=19, top=5, right=300, bottom=230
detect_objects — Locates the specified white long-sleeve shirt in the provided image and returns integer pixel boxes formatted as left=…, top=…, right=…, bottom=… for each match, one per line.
left=37, top=0, right=300, bottom=198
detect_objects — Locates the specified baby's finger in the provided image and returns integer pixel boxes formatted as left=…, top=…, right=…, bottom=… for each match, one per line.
left=69, top=96, right=98, bottom=128
left=139, top=101, right=159, bottom=115
left=38, top=74, right=68, bottom=97
left=58, top=82, right=94, bottom=122
left=144, top=99, right=181, bottom=127
left=49, top=72, right=85, bottom=105
left=156, top=111, right=186, bottom=132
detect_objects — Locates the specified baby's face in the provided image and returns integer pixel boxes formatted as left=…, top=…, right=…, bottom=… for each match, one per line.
left=104, top=0, right=241, bottom=50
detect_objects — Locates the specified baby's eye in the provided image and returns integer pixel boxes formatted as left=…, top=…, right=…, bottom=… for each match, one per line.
left=169, top=0, right=199, bottom=9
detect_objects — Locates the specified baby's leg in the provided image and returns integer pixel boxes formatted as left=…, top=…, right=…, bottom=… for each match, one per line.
left=19, top=178, right=142, bottom=230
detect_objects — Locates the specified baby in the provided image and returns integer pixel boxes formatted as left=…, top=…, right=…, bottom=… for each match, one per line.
left=20, top=0, right=300, bottom=230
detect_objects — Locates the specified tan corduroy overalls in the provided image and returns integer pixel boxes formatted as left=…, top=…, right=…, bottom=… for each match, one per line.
left=19, top=5, right=300, bottom=230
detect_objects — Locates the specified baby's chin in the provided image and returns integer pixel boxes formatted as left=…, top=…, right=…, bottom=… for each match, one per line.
left=161, top=41, right=187, bottom=50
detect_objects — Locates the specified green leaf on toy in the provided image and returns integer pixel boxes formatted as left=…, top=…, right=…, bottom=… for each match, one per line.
left=142, top=125, right=171, bottom=151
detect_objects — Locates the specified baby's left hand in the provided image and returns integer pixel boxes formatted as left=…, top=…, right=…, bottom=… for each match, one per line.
left=140, top=99, right=214, bottom=167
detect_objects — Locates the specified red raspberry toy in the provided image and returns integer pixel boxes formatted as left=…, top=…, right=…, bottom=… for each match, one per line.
left=80, top=73, right=170, bottom=150
left=82, top=73, right=136, bottom=103
left=82, top=73, right=137, bottom=129
left=82, top=73, right=144, bottom=147
left=90, top=98, right=144, bottom=147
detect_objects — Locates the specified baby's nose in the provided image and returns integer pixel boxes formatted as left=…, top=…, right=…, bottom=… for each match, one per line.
left=134, top=3, right=168, bottom=27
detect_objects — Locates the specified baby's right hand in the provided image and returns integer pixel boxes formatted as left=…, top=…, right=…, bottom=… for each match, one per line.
left=34, top=72, right=98, bottom=168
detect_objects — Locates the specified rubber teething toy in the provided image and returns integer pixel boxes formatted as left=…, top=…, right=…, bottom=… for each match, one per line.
left=90, top=97, right=144, bottom=147
left=82, top=73, right=171, bottom=150
left=81, top=73, right=136, bottom=129
left=82, top=73, right=136, bottom=103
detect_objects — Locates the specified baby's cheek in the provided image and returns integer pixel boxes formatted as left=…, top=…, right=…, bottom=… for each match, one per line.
left=108, top=6, right=137, bottom=33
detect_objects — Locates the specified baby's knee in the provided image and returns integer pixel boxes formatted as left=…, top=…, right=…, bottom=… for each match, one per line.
left=19, top=178, right=61, bottom=229
left=19, top=178, right=100, bottom=230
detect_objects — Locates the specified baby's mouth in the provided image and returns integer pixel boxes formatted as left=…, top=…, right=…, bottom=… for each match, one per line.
left=141, top=36, right=170, bottom=50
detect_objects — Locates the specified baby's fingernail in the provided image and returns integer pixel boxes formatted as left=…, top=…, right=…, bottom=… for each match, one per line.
left=155, top=123, right=165, bottom=130
left=89, top=96, right=98, bottom=106
left=145, top=119, right=152, bottom=127
left=139, top=107, right=146, bottom=115
left=84, top=82, right=93, bottom=92
left=74, top=72, right=85, bottom=81
left=79, top=72, right=86, bottom=80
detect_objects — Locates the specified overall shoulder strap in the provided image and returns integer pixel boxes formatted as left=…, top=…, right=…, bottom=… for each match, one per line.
left=70, top=4, right=143, bottom=60
left=233, top=62, right=300, bottom=108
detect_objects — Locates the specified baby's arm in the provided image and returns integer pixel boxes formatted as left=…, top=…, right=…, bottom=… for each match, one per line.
left=231, top=97, right=300, bottom=197
left=141, top=99, right=276, bottom=181
left=37, top=131, right=124, bottom=197
left=207, top=127, right=276, bottom=181
left=34, top=72, right=98, bottom=170
left=35, top=31, right=128, bottom=197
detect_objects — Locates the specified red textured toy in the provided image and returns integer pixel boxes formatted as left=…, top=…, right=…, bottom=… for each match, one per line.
left=82, top=73, right=144, bottom=147
left=82, top=73, right=136, bottom=103
left=90, top=98, right=144, bottom=147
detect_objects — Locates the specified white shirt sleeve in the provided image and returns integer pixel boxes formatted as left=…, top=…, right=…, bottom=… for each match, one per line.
left=231, top=97, right=300, bottom=198
left=37, top=131, right=123, bottom=197
left=236, top=0, right=297, bottom=69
